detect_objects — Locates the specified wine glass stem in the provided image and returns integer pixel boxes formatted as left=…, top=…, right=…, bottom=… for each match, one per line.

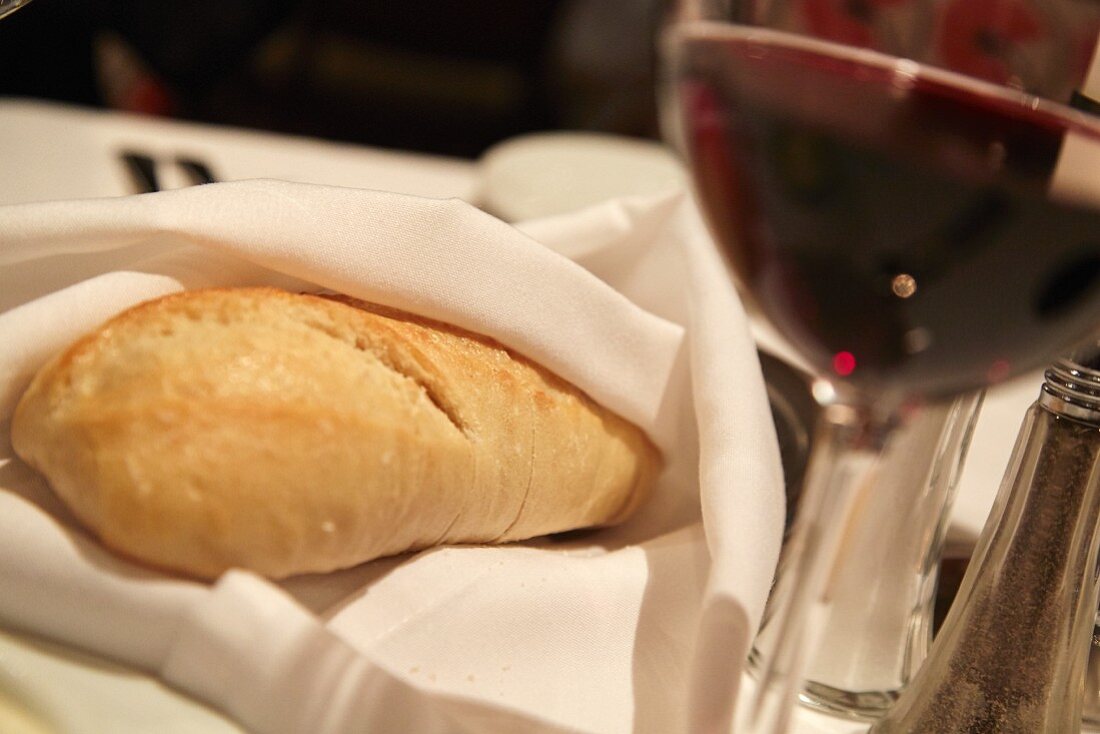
left=744, top=401, right=898, bottom=733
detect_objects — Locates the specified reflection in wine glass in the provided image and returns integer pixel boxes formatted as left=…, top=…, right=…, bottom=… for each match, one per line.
left=662, top=0, right=1100, bottom=730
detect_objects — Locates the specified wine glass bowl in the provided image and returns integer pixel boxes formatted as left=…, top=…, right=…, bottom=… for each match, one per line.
left=677, top=25, right=1100, bottom=404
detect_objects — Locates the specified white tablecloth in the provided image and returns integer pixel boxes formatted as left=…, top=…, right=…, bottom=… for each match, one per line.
left=0, top=98, right=1044, bottom=734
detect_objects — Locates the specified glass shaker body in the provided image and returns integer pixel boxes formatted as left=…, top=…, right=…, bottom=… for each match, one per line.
left=872, top=356, right=1100, bottom=733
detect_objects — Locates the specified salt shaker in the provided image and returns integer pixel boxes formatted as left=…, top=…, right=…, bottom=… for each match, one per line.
left=871, top=345, right=1100, bottom=733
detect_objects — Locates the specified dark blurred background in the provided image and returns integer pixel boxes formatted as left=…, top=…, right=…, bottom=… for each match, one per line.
left=0, top=0, right=663, bottom=158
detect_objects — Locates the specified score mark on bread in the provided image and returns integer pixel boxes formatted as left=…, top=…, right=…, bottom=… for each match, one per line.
left=11, top=288, right=660, bottom=579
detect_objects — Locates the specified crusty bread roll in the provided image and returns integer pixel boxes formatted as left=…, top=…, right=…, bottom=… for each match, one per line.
left=11, top=288, right=660, bottom=579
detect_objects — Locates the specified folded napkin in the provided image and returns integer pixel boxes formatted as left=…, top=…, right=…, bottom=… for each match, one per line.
left=0, top=180, right=783, bottom=734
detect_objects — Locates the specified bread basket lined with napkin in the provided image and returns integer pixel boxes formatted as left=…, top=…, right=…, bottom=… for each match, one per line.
left=0, top=179, right=783, bottom=734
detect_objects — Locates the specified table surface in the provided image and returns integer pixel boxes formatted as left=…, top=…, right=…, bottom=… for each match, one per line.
left=0, top=98, right=1051, bottom=734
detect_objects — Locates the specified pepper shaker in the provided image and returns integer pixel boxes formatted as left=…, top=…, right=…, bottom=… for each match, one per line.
left=871, top=345, right=1100, bottom=733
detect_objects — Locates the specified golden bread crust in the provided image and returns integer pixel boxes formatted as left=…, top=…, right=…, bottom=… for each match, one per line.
left=11, top=288, right=660, bottom=579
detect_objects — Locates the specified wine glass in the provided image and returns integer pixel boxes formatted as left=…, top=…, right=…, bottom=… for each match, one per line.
left=661, top=0, right=1100, bottom=730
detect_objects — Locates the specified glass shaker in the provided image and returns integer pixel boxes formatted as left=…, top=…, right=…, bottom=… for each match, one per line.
left=871, top=344, right=1100, bottom=733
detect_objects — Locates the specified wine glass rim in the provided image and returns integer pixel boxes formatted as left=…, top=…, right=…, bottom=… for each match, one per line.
left=674, top=20, right=1100, bottom=137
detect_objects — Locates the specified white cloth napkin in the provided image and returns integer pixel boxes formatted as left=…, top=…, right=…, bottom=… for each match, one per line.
left=0, top=179, right=783, bottom=734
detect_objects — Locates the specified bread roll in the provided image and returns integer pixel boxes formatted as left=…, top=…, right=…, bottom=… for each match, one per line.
left=11, top=288, right=660, bottom=579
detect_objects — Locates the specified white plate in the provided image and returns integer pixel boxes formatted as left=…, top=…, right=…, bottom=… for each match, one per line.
left=477, top=131, right=686, bottom=221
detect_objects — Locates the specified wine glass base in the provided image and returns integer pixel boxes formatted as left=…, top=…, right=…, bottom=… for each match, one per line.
left=796, top=679, right=898, bottom=722
left=746, top=647, right=899, bottom=723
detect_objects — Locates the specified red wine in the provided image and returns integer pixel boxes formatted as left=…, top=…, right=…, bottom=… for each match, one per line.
left=676, top=24, right=1100, bottom=399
